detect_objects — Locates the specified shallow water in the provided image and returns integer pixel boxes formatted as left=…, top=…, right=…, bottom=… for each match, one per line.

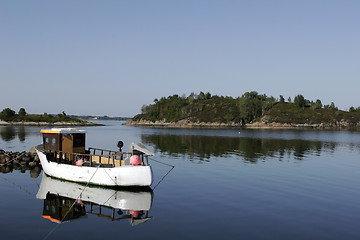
left=1, top=122, right=360, bottom=240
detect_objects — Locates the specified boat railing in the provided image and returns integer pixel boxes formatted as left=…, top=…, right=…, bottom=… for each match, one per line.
left=88, top=147, right=118, bottom=156
left=87, top=147, right=150, bottom=166
left=87, top=202, right=151, bottom=222
left=47, top=150, right=133, bottom=167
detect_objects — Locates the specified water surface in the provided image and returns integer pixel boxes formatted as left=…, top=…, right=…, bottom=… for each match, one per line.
left=1, top=122, right=360, bottom=239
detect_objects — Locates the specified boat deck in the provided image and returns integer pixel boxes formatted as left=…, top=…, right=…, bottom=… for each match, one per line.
left=36, top=145, right=134, bottom=168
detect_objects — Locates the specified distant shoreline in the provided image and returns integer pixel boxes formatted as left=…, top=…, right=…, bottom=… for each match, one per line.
left=0, top=120, right=103, bottom=127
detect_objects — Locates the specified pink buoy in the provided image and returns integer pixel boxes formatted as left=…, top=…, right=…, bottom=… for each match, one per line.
left=76, top=159, right=82, bottom=166
left=130, top=155, right=141, bottom=166
left=130, top=210, right=140, bottom=218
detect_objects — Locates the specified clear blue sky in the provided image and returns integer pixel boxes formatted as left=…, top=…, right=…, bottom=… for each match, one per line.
left=1, top=0, right=359, bottom=117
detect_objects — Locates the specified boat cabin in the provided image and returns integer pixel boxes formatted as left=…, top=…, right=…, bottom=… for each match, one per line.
left=41, top=128, right=86, bottom=154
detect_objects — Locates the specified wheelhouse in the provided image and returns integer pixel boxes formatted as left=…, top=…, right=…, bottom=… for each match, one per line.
left=41, top=128, right=86, bottom=154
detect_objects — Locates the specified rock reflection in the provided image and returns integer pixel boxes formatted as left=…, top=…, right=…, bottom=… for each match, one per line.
left=141, top=134, right=341, bottom=162
left=36, top=174, right=154, bottom=225
left=0, top=163, right=41, bottom=177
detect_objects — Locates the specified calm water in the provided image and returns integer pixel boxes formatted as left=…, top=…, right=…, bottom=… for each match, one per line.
left=1, top=122, right=360, bottom=240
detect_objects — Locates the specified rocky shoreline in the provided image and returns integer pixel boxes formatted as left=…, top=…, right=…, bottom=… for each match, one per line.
left=245, top=119, right=360, bottom=129
left=125, top=119, right=360, bottom=129
left=124, top=119, right=242, bottom=128
left=0, top=148, right=42, bottom=177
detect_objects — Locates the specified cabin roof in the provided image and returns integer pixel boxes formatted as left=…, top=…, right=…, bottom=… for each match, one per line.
left=40, top=128, right=87, bottom=134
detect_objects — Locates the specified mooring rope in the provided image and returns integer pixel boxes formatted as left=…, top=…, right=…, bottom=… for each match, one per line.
left=149, top=157, right=175, bottom=168
left=148, top=157, right=175, bottom=190
left=0, top=175, right=33, bottom=196
left=42, top=163, right=102, bottom=240
left=103, top=168, right=117, bottom=185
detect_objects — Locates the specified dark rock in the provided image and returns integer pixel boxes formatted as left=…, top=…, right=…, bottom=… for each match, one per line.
left=28, top=162, right=36, bottom=167
left=0, top=166, right=12, bottom=173
left=28, top=147, right=37, bottom=157
left=30, top=166, right=41, bottom=178
left=20, top=161, right=27, bottom=166
left=1, top=150, right=41, bottom=169
left=1, top=156, right=11, bottom=164
left=4, top=161, right=13, bottom=167
left=22, top=156, right=31, bottom=162
left=13, top=162, right=20, bottom=167
left=14, top=164, right=21, bottom=170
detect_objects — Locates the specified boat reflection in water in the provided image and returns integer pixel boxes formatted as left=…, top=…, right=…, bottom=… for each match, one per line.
left=36, top=173, right=153, bottom=226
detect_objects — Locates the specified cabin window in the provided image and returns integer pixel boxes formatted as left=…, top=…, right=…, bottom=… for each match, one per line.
left=73, top=134, right=85, bottom=148
left=45, top=137, right=49, bottom=144
left=52, top=138, right=56, bottom=146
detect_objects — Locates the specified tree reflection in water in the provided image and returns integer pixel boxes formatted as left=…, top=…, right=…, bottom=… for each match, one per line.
left=0, top=126, right=29, bottom=142
left=18, top=127, right=26, bottom=142
left=0, top=126, right=16, bottom=142
left=141, top=134, right=339, bottom=163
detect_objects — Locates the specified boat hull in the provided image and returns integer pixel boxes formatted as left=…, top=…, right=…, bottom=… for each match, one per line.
left=36, top=149, right=153, bottom=187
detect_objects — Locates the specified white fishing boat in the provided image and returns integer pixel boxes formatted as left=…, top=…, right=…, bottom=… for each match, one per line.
left=35, top=128, right=154, bottom=187
left=36, top=173, right=153, bottom=225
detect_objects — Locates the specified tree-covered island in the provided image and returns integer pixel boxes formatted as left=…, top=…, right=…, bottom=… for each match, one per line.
left=0, top=108, right=99, bottom=126
left=126, top=91, right=360, bottom=129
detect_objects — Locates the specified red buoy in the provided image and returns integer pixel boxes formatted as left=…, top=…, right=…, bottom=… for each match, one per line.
left=130, top=210, right=140, bottom=217
left=76, top=159, right=82, bottom=166
left=130, top=155, right=141, bottom=166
